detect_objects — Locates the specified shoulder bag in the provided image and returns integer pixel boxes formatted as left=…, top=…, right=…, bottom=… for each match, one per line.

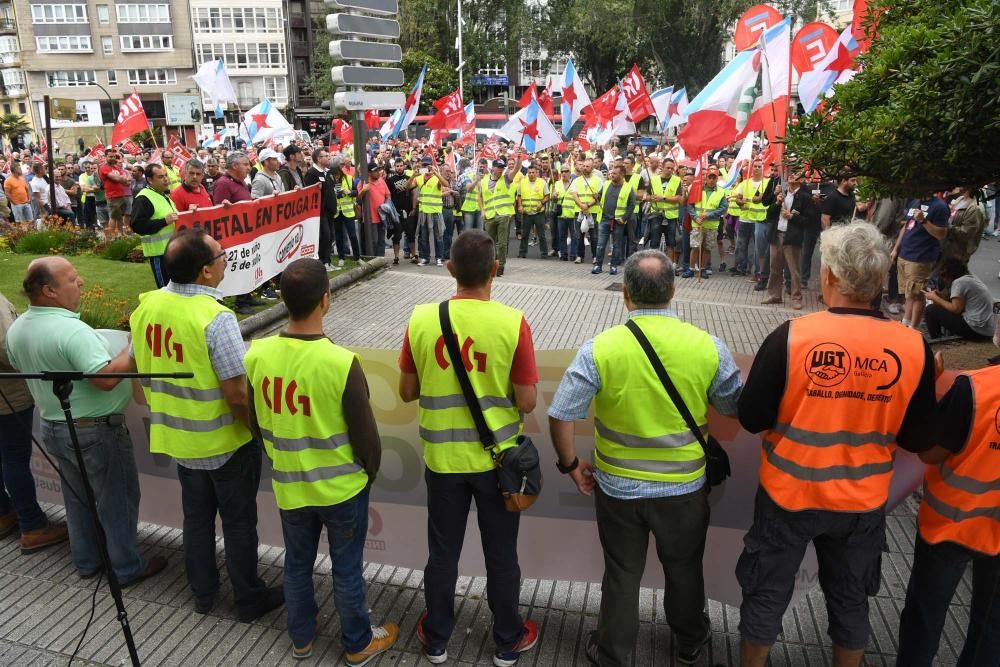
left=625, top=319, right=731, bottom=489
left=438, top=301, right=543, bottom=511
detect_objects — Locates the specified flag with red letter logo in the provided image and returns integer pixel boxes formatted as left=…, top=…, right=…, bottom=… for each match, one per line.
left=621, top=65, right=656, bottom=123
left=112, top=94, right=149, bottom=145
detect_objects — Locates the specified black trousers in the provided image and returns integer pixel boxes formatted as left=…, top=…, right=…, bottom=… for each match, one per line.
left=925, top=303, right=991, bottom=340
left=176, top=441, right=269, bottom=614
left=594, top=485, right=711, bottom=666
left=318, top=211, right=334, bottom=265
left=422, top=468, right=523, bottom=653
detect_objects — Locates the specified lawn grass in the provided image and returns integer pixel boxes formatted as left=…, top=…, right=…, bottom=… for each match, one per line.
left=0, top=252, right=155, bottom=328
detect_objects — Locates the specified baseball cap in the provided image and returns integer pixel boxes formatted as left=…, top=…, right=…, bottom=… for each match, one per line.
left=492, top=159, right=507, bottom=169
left=367, top=160, right=381, bottom=171
left=420, top=156, right=433, bottom=165
left=258, top=148, right=281, bottom=162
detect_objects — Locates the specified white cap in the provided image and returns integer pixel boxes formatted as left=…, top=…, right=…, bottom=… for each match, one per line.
left=258, top=148, right=281, bottom=162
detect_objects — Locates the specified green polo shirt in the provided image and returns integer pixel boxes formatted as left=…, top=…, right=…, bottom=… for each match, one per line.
left=5, top=306, right=130, bottom=421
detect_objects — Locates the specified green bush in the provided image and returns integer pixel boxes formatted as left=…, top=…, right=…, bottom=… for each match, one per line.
left=14, top=229, right=75, bottom=255
left=64, top=228, right=100, bottom=254
left=99, top=235, right=142, bottom=262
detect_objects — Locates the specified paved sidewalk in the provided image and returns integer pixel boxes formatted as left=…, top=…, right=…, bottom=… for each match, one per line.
left=0, top=256, right=971, bottom=666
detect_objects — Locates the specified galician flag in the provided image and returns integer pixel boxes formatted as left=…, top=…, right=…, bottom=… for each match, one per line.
left=559, top=57, right=591, bottom=139
left=678, top=18, right=791, bottom=156
left=666, top=87, right=689, bottom=129
left=239, top=99, right=295, bottom=145
left=650, top=86, right=673, bottom=132
left=390, top=63, right=428, bottom=138
left=192, top=59, right=238, bottom=119
left=721, top=137, right=754, bottom=189
left=498, top=99, right=560, bottom=153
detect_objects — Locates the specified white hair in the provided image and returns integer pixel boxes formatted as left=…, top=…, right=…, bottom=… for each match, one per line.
left=819, top=222, right=890, bottom=303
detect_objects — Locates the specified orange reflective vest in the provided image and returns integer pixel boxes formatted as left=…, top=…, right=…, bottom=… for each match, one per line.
left=918, top=366, right=1000, bottom=555
left=760, top=311, right=926, bottom=512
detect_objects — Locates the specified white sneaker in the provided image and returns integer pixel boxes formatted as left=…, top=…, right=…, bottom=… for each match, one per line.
left=436, top=258, right=443, bottom=266
left=337, top=259, right=345, bottom=267
left=324, top=263, right=335, bottom=271
left=574, top=257, right=582, bottom=264
left=888, top=303, right=902, bottom=315
left=418, top=259, right=428, bottom=266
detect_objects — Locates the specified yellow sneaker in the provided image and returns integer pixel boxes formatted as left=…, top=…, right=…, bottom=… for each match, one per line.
left=345, top=624, right=399, bottom=666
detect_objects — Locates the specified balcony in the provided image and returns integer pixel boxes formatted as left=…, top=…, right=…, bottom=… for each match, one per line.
left=0, top=19, right=13, bottom=34
left=291, top=40, right=309, bottom=58
left=288, top=13, right=306, bottom=29
left=0, top=50, right=18, bottom=67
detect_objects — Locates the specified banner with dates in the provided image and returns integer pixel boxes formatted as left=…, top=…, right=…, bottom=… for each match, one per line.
left=173, top=185, right=321, bottom=296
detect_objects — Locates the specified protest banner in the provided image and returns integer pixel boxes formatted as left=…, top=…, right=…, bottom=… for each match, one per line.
left=173, top=185, right=321, bottom=296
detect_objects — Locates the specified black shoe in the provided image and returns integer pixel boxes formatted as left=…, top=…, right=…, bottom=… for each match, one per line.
left=753, top=282, right=768, bottom=292
left=728, top=266, right=741, bottom=274
left=718, top=262, right=727, bottom=272
left=497, top=267, right=505, bottom=277
left=238, top=586, right=285, bottom=623
left=393, top=257, right=399, bottom=265
left=677, top=624, right=712, bottom=665
left=121, top=555, right=168, bottom=588
left=259, top=287, right=278, bottom=300
left=585, top=631, right=600, bottom=665
left=79, top=567, right=104, bottom=580
left=194, top=595, right=215, bottom=615
left=235, top=304, right=254, bottom=315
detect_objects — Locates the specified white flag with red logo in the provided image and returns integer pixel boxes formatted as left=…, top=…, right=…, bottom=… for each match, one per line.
left=481, top=135, right=502, bottom=160
left=112, top=94, right=149, bottom=145
left=121, top=139, right=141, bottom=156
left=84, top=140, right=106, bottom=163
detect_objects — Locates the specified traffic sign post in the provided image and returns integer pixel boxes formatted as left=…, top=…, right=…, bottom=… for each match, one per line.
left=325, top=0, right=402, bottom=257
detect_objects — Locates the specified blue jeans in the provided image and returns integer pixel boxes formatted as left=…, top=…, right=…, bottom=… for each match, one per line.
left=594, top=220, right=625, bottom=269
left=0, top=407, right=47, bottom=531
left=334, top=214, right=360, bottom=261
left=441, top=210, right=463, bottom=259
left=11, top=203, right=32, bottom=223
left=898, top=535, right=1000, bottom=666
left=556, top=217, right=577, bottom=258
left=176, top=441, right=269, bottom=613
left=753, top=222, right=771, bottom=275
left=681, top=226, right=691, bottom=271
left=40, top=420, right=144, bottom=581
left=734, top=221, right=757, bottom=273
left=281, top=487, right=373, bottom=652
left=423, top=469, right=523, bottom=652
left=419, top=211, right=445, bottom=260
left=462, top=210, right=480, bottom=230
left=800, top=226, right=821, bottom=284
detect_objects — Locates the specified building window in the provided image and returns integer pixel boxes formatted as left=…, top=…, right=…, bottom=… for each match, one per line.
left=107, top=70, right=118, bottom=85
left=127, top=68, right=176, bottom=85
left=2, top=103, right=9, bottom=113
left=101, top=36, right=113, bottom=54
left=477, top=64, right=506, bottom=77
left=119, top=35, right=172, bottom=51
left=192, top=7, right=282, bottom=34
left=18, top=102, right=26, bottom=114
left=195, top=42, right=286, bottom=70
left=263, top=76, right=288, bottom=104
left=46, top=70, right=96, bottom=87
left=3, top=69, right=24, bottom=87
left=520, top=59, right=544, bottom=80
left=36, top=35, right=92, bottom=52
left=30, top=4, right=88, bottom=23
left=115, top=4, right=169, bottom=23
left=97, top=4, right=109, bottom=23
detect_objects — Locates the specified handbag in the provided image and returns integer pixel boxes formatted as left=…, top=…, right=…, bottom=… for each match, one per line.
left=625, top=320, right=732, bottom=489
left=438, top=301, right=543, bottom=511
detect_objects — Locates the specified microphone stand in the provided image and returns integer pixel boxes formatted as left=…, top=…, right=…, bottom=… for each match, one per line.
left=0, top=369, right=192, bottom=667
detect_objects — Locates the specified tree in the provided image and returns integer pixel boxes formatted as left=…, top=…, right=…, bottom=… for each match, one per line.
left=400, top=51, right=459, bottom=113
left=0, top=113, right=32, bottom=147
left=785, top=0, right=1000, bottom=196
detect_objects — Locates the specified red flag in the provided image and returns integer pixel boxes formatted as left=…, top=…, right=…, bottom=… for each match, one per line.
left=147, top=149, right=162, bottom=165
left=481, top=135, right=502, bottom=160
left=121, top=139, right=141, bottom=156
left=39, top=137, right=48, bottom=155
left=621, top=65, right=655, bottom=123
left=332, top=119, right=352, bottom=145
left=851, top=0, right=873, bottom=51
left=734, top=4, right=783, bottom=52
left=426, top=90, right=465, bottom=131
left=111, top=94, right=149, bottom=145
left=84, top=141, right=106, bottom=163
left=364, top=109, right=381, bottom=130
left=686, top=155, right=707, bottom=204
left=517, top=82, right=539, bottom=110
left=584, top=86, right=620, bottom=127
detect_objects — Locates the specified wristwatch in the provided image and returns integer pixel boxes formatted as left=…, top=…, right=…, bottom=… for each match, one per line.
left=556, top=456, right=579, bottom=474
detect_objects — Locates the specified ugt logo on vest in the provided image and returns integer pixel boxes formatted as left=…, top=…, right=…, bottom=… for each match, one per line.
left=261, top=376, right=312, bottom=416
left=145, top=323, right=184, bottom=362
left=434, top=335, right=487, bottom=373
left=805, top=342, right=850, bottom=387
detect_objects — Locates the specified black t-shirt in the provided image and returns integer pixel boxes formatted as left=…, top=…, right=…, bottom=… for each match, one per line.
left=821, top=188, right=856, bottom=225
left=386, top=173, right=412, bottom=214
left=202, top=173, right=219, bottom=196
left=935, top=375, right=974, bottom=455
left=737, top=308, right=943, bottom=454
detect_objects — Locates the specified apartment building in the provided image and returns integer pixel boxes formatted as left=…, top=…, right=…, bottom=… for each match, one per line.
left=189, top=0, right=289, bottom=129
left=13, top=0, right=197, bottom=147
left=0, top=1, right=30, bottom=147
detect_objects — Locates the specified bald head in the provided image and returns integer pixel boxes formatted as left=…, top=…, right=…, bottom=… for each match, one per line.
left=623, top=250, right=675, bottom=309
left=23, top=256, right=83, bottom=311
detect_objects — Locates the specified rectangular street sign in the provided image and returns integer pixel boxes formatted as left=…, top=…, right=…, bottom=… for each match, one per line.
left=329, top=40, right=402, bottom=63
left=49, top=97, right=77, bottom=121
left=333, top=91, right=405, bottom=112
left=323, top=0, right=398, bottom=15
left=331, top=65, right=404, bottom=87
left=326, top=13, right=400, bottom=39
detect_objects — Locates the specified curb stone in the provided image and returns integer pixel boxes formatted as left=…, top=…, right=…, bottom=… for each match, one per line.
left=239, top=256, right=389, bottom=338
